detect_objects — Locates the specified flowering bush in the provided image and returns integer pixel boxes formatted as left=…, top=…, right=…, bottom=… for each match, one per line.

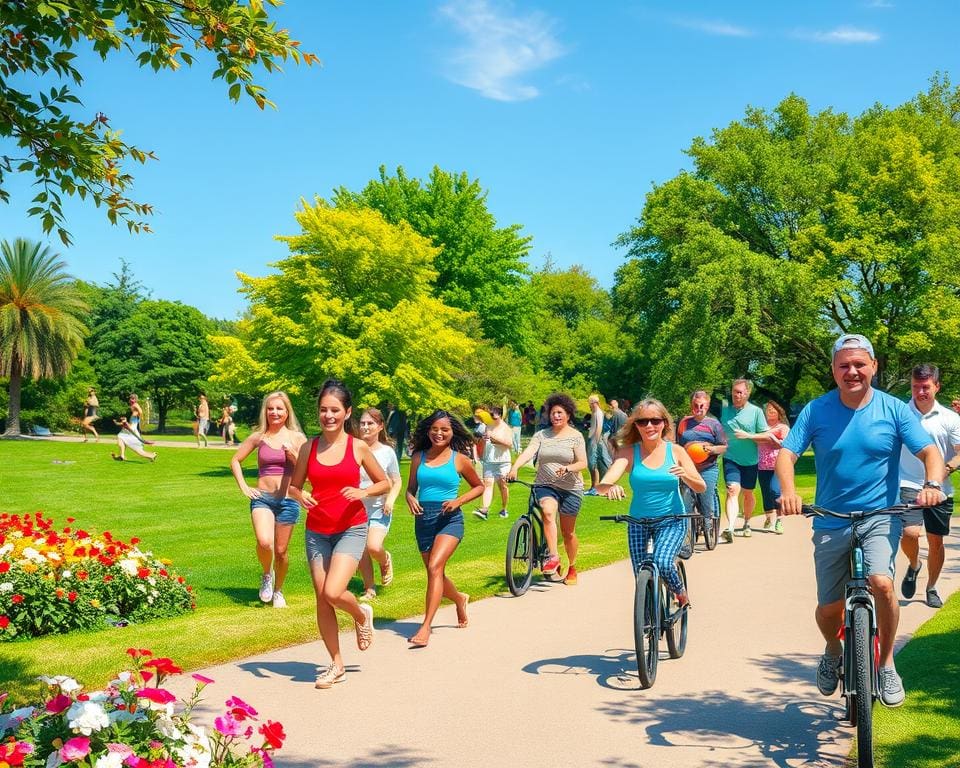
left=0, top=513, right=194, bottom=641
left=0, top=648, right=285, bottom=767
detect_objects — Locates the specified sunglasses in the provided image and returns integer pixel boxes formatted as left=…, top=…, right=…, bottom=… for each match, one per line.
left=635, top=418, right=665, bottom=427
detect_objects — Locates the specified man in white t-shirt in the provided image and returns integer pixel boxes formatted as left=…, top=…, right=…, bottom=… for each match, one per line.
left=898, top=364, right=960, bottom=609
left=585, top=395, right=611, bottom=495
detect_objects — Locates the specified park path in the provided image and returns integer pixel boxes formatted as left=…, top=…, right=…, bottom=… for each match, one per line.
left=163, top=518, right=959, bottom=768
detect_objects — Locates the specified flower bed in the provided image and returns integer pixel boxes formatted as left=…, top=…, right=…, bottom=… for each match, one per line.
left=0, top=512, right=193, bottom=641
left=0, top=648, right=285, bottom=767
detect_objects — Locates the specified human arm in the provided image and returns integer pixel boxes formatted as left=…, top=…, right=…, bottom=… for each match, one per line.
left=595, top=446, right=632, bottom=499
left=230, top=433, right=262, bottom=499
left=914, top=444, right=948, bottom=506
left=442, top=454, right=485, bottom=512
left=405, top=452, right=422, bottom=514
left=342, top=442, right=390, bottom=501
left=774, top=449, right=802, bottom=515
left=288, top=440, right=317, bottom=509
left=669, top=446, right=706, bottom=493
left=554, top=433, right=589, bottom=478
left=507, top=432, right=540, bottom=480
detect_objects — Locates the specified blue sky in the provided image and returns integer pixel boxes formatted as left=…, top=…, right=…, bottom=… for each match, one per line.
left=2, top=1, right=958, bottom=319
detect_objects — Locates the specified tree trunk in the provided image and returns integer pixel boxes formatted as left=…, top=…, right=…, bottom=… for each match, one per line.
left=156, top=396, right=168, bottom=433
left=4, top=360, right=22, bottom=436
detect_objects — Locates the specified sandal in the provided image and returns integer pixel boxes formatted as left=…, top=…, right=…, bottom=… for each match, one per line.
left=380, top=551, right=394, bottom=586
left=356, top=603, right=374, bottom=651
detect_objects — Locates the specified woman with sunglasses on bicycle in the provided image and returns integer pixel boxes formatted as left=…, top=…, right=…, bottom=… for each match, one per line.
left=596, top=399, right=705, bottom=607
left=507, top=392, right=588, bottom=584
left=406, top=410, right=484, bottom=647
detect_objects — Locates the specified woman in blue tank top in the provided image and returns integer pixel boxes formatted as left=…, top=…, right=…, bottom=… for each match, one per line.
left=596, top=399, right=705, bottom=605
left=405, top=410, right=484, bottom=647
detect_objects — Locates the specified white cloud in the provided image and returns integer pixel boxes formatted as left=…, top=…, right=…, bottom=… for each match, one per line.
left=803, top=26, right=881, bottom=43
left=673, top=17, right=753, bottom=37
left=438, top=0, right=566, bottom=102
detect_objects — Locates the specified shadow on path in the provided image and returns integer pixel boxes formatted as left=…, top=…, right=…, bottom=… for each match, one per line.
left=235, top=660, right=360, bottom=684
left=276, top=744, right=432, bottom=768
left=522, top=649, right=642, bottom=690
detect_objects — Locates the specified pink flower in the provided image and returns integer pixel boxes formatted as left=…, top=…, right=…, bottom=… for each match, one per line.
left=224, top=695, right=257, bottom=721
left=60, top=736, right=91, bottom=761
left=250, top=747, right=275, bottom=768
left=135, top=688, right=176, bottom=705
left=107, top=744, right=135, bottom=759
left=45, top=693, right=72, bottom=714
left=214, top=713, right=243, bottom=737
left=191, top=673, right=214, bottom=685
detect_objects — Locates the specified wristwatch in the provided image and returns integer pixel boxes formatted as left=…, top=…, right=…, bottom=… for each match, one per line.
left=923, top=480, right=943, bottom=490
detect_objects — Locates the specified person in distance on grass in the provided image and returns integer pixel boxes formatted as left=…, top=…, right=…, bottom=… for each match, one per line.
left=508, top=392, right=588, bottom=585
left=195, top=393, right=210, bottom=448
left=473, top=405, right=513, bottom=521
left=405, top=410, right=483, bottom=647
left=776, top=334, right=945, bottom=708
left=111, top=416, right=157, bottom=462
left=230, top=391, right=307, bottom=610
left=81, top=387, right=100, bottom=442
left=720, top=379, right=769, bottom=541
left=356, top=407, right=403, bottom=602
left=676, top=390, right=727, bottom=548
left=897, top=364, right=960, bottom=610
left=596, top=398, right=704, bottom=607
left=289, top=380, right=390, bottom=688
left=127, top=393, right=144, bottom=435
left=757, top=401, right=790, bottom=535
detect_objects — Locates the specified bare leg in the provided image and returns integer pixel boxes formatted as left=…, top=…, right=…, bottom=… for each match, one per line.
left=869, top=575, right=899, bottom=666
left=540, top=497, right=559, bottom=557
left=250, top=507, right=276, bottom=575
left=743, top=487, right=757, bottom=527
left=725, top=483, right=741, bottom=532
left=497, top=477, right=509, bottom=511
left=273, top=522, right=294, bottom=591
left=359, top=527, right=388, bottom=593
left=480, top=476, right=494, bottom=511
left=410, top=535, right=466, bottom=646
left=900, top=524, right=921, bottom=570
left=559, top=512, right=578, bottom=567
left=310, top=553, right=369, bottom=670
left=926, top=532, right=945, bottom=589
left=815, top=599, right=844, bottom=656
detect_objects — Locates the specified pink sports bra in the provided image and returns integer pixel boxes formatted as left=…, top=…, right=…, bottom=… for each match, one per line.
left=258, top=441, right=292, bottom=477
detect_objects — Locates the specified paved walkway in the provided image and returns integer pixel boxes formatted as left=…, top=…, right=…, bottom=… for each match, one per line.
left=164, top=518, right=958, bottom=768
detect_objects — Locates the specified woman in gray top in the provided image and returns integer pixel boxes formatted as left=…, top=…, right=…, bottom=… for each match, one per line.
left=508, top=393, right=588, bottom=584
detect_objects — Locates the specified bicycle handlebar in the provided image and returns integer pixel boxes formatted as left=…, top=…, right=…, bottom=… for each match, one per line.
left=600, top=513, right=701, bottom=525
left=800, top=503, right=918, bottom=521
left=507, top=478, right=552, bottom=489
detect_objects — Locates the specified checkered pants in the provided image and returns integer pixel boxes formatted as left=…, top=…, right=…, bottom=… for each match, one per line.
left=627, top=517, right=687, bottom=596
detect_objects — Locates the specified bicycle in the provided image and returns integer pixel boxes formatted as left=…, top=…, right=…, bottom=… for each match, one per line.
left=504, top=479, right=563, bottom=596
left=680, top=483, right=721, bottom=555
left=599, top=513, right=696, bottom=689
left=802, top=503, right=912, bottom=768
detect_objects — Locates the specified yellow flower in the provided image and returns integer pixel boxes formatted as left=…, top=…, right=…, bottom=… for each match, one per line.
left=90, top=599, right=101, bottom=608
left=22, top=562, right=38, bottom=574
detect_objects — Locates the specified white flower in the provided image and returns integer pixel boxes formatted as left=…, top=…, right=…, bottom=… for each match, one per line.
left=67, top=700, right=110, bottom=735
left=0, top=542, right=12, bottom=556
left=155, top=715, right=182, bottom=740
left=147, top=577, right=156, bottom=586
left=95, top=755, right=125, bottom=768
left=45, top=552, right=61, bottom=562
left=0, top=582, right=12, bottom=593
left=37, top=675, right=81, bottom=693
left=61, top=569, right=72, bottom=579
left=22, top=546, right=46, bottom=563
left=147, top=596, right=154, bottom=604
left=136, top=583, right=147, bottom=593
left=118, top=559, right=138, bottom=576
left=0, top=706, right=35, bottom=734
left=175, top=724, right=212, bottom=768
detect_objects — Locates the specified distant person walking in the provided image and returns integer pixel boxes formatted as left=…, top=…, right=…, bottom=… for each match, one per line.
left=758, top=401, right=790, bottom=534
left=111, top=416, right=157, bottom=462
left=289, top=380, right=389, bottom=688
left=473, top=406, right=513, bottom=520
left=586, top=395, right=611, bottom=495
left=385, top=402, right=407, bottom=462
left=81, top=387, right=100, bottom=442
left=230, top=391, right=307, bottom=609
left=127, top=394, right=144, bottom=435
left=405, top=410, right=483, bottom=647
left=720, top=379, right=768, bottom=542
left=607, top=398, right=628, bottom=453
left=220, top=400, right=238, bottom=445
left=676, top=390, right=728, bottom=544
left=195, top=393, right=210, bottom=448
left=507, top=400, right=523, bottom=453
left=356, top=408, right=403, bottom=602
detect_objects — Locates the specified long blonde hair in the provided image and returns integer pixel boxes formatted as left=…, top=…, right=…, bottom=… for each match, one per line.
left=619, top=398, right=675, bottom=446
left=257, top=391, right=303, bottom=435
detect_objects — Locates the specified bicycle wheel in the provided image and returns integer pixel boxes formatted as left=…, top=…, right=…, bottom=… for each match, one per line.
left=663, top=561, right=689, bottom=659
left=505, top=516, right=534, bottom=596
left=634, top=568, right=659, bottom=689
left=851, top=604, right=874, bottom=768
left=704, top=489, right=720, bottom=551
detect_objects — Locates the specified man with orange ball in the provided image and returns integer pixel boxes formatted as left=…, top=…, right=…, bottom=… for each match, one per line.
left=676, top=390, right=728, bottom=547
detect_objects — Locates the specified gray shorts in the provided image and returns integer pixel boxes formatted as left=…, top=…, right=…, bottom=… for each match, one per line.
left=812, top=515, right=902, bottom=605
left=482, top=461, right=511, bottom=479
left=305, top=523, right=367, bottom=568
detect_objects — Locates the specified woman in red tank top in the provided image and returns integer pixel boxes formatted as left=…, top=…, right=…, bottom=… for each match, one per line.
left=289, top=380, right=390, bottom=689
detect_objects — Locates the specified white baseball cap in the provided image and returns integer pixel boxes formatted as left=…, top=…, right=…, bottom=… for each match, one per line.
left=832, top=333, right=875, bottom=360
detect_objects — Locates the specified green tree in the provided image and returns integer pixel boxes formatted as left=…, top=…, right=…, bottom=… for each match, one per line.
left=212, top=202, right=476, bottom=414
left=0, top=0, right=318, bottom=245
left=0, top=238, right=87, bottom=435
left=332, top=166, right=535, bottom=355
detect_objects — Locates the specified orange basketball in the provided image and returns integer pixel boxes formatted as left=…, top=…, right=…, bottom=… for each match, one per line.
left=685, top=441, right=710, bottom=465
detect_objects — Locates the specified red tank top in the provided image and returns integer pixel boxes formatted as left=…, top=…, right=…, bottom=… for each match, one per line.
left=305, top=434, right=366, bottom=534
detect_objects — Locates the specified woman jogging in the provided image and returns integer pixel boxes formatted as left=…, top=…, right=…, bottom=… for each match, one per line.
left=508, top=393, right=588, bottom=585
left=357, top=408, right=403, bottom=601
left=111, top=416, right=157, bottom=462
left=230, top=391, right=307, bottom=609
left=405, top=410, right=483, bottom=647
left=758, top=401, right=790, bottom=534
left=596, top=399, right=705, bottom=607
left=81, top=387, right=100, bottom=442
left=289, top=380, right=390, bottom=688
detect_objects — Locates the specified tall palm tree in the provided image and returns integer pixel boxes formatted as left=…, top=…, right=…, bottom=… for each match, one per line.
left=0, top=239, right=88, bottom=436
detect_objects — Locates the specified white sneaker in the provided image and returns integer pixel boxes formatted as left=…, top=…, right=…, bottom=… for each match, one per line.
left=259, top=573, right=274, bottom=603
left=272, top=590, right=286, bottom=609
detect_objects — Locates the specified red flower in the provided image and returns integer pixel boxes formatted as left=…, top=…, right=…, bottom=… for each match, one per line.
left=135, top=688, right=176, bottom=705
left=0, top=616, right=9, bottom=629
left=55, top=588, right=65, bottom=598
left=104, top=574, right=114, bottom=582
left=177, top=576, right=185, bottom=584
left=0, top=562, right=9, bottom=573
left=225, top=696, right=258, bottom=721
left=45, top=693, right=72, bottom=714
left=74, top=547, right=87, bottom=557
left=158, top=569, right=168, bottom=577
left=259, top=720, right=286, bottom=749
left=11, top=594, right=23, bottom=604
left=76, top=529, right=89, bottom=538
left=137, top=568, right=151, bottom=579
left=89, top=547, right=101, bottom=557
left=130, top=537, right=140, bottom=545
left=144, top=658, right=182, bottom=676
left=66, top=517, right=75, bottom=523
left=67, top=591, right=77, bottom=602
left=77, top=571, right=88, bottom=580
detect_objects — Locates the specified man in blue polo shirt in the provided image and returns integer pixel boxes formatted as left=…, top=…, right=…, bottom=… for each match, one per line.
left=776, top=334, right=945, bottom=707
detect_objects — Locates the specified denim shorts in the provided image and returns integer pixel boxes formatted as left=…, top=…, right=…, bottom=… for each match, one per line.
left=723, top=458, right=758, bottom=490
left=812, top=514, right=901, bottom=605
left=414, top=501, right=465, bottom=553
left=367, top=509, right=392, bottom=532
left=250, top=493, right=300, bottom=525
left=305, top=523, right=368, bottom=568
left=533, top=485, right=583, bottom=517
left=482, top=461, right=511, bottom=479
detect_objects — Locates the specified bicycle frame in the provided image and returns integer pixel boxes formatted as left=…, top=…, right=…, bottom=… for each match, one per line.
left=843, top=533, right=879, bottom=704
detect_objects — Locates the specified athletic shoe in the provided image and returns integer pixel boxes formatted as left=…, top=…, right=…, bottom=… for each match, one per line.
left=721, top=529, right=734, bottom=544
left=763, top=517, right=773, bottom=531
left=380, top=551, right=394, bottom=586
left=473, top=508, right=489, bottom=520
left=498, top=509, right=509, bottom=519
left=563, top=565, right=578, bottom=585
left=742, top=526, right=753, bottom=538
left=878, top=666, right=905, bottom=707
left=816, top=654, right=842, bottom=696
left=315, top=665, right=345, bottom=689
left=926, top=588, right=943, bottom=609
left=272, top=590, right=287, bottom=609
left=901, top=561, right=922, bottom=599
left=542, top=555, right=561, bottom=575
left=259, top=573, right=274, bottom=603
left=774, top=519, right=784, bottom=535
left=584, top=488, right=600, bottom=496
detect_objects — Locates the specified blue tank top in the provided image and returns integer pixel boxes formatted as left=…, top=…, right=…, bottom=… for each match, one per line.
left=417, top=450, right=461, bottom=502
left=628, top=443, right=685, bottom=519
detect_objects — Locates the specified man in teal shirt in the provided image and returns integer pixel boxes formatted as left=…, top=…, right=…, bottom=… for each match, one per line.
left=721, top=378, right=769, bottom=542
